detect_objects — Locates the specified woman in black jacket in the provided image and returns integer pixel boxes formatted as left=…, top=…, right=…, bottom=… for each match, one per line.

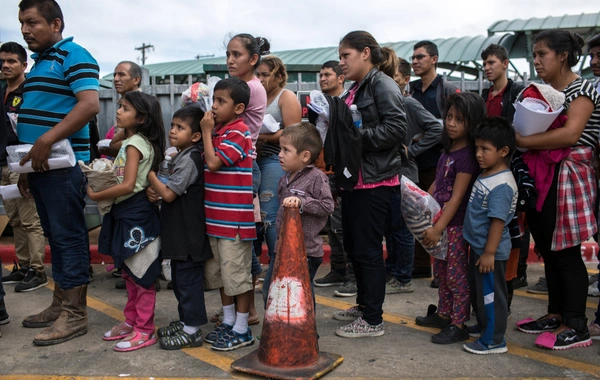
left=333, top=30, right=407, bottom=338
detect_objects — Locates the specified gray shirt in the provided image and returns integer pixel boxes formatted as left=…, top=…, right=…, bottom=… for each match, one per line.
left=167, top=145, right=200, bottom=195
left=401, top=96, right=443, bottom=183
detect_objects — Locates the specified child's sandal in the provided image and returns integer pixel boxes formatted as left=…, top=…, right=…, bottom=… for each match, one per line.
left=114, top=331, right=157, bottom=352
left=159, top=329, right=203, bottom=350
left=157, top=320, right=184, bottom=338
left=103, top=321, right=133, bottom=341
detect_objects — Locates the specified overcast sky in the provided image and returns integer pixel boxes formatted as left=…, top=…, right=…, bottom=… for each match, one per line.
left=1, top=0, right=598, bottom=77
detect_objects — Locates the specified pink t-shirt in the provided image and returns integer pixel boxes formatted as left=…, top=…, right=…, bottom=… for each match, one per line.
left=241, top=77, right=267, bottom=159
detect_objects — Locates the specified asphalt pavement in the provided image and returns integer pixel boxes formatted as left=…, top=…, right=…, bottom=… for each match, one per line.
left=1, top=260, right=600, bottom=379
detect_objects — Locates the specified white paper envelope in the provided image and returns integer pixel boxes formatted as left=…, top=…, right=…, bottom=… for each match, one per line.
left=513, top=102, right=564, bottom=152
left=0, top=184, right=22, bottom=200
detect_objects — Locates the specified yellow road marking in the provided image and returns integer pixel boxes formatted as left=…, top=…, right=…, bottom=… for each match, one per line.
left=4, top=266, right=600, bottom=378
left=316, top=296, right=600, bottom=378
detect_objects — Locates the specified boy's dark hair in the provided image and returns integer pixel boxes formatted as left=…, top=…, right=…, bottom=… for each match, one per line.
left=117, top=60, right=142, bottom=87
left=472, top=117, right=516, bottom=164
left=414, top=40, right=439, bottom=57
left=321, top=60, right=343, bottom=77
left=0, top=42, right=28, bottom=63
left=19, top=0, right=64, bottom=33
left=481, top=44, right=509, bottom=62
left=588, top=33, right=600, bottom=51
left=398, top=58, right=411, bottom=78
left=441, top=92, right=487, bottom=153
left=173, top=104, right=204, bottom=133
left=122, top=91, right=166, bottom=171
left=280, top=122, right=322, bottom=164
left=214, top=77, right=250, bottom=108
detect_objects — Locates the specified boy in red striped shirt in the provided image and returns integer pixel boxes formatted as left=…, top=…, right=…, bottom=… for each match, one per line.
left=200, top=78, right=256, bottom=351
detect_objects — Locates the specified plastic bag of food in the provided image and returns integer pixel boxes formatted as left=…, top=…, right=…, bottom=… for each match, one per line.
left=79, top=158, right=118, bottom=216
left=400, top=176, right=447, bottom=260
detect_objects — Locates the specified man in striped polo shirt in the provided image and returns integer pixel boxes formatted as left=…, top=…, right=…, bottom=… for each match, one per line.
left=15, top=0, right=99, bottom=346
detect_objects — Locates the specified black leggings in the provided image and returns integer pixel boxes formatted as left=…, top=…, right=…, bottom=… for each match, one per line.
left=526, top=164, right=588, bottom=330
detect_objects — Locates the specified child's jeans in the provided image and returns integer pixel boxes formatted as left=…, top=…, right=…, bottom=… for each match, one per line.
left=123, top=271, right=156, bottom=334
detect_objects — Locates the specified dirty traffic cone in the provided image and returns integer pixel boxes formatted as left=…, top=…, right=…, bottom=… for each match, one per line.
left=232, top=207, right=343, bottom=380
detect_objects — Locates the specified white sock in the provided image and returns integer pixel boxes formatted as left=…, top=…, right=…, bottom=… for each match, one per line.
left=183, top=324, right=200, bottom=334
left=222, top=304, right=236, bottom=326
left=233, top=312, right=249, bottom=334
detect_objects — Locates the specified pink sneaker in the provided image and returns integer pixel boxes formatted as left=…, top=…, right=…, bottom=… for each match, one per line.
left=114, top=331, right=157, bottom=352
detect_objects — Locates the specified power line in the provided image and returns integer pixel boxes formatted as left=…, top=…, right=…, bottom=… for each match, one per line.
left=135, top=43, right=154, bottom=65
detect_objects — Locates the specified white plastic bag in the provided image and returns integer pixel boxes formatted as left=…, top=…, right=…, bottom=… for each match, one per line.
left=7, top=139, right=75, bottom=173
left=400, top=176, right=447, bottom=260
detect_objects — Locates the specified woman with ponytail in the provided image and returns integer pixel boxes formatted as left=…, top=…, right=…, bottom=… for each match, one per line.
left=515, top=30, right=600, bottom=350
left=331, top=31, right=407, bottom=338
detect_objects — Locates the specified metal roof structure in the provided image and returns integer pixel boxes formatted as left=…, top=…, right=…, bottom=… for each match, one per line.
left=102, top=12, right=600, bottom=82
left=488, top=12, right=600, bottom=35
left=488, top=12, right=600, bottom=79
left=104, top=34, right=516, bottom=80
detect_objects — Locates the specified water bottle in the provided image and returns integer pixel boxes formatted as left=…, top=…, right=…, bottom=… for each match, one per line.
left=350, top=104, right=362, bottom=128
left=157, top=156, right=171, bottom=184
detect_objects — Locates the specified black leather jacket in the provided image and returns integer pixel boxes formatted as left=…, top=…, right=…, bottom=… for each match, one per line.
left=347, top=68, right=407, bottom=183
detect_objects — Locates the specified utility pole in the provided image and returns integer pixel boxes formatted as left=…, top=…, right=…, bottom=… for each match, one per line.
left=135, top=43, right=154, bottom=65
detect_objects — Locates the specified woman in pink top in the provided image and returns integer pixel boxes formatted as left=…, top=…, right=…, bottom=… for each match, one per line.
left=226, top=34, right=268, bottom=160
left=224, top=33, right=269, bottom=322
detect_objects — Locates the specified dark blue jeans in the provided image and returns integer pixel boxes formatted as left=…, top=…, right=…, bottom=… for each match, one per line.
left=28, top=166, right=89, bottom=289
left=171, top=257, right=208, bottom=326
left=384, top=188, right=415, bottom=284
left=342, top=186, right=395, bottom=325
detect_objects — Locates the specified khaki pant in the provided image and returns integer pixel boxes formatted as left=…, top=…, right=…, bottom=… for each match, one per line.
left=1, top=166, right=46, bottom=272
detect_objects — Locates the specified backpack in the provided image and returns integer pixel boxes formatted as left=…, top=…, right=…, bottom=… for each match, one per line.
left=308, top=95, right=361, bottom=191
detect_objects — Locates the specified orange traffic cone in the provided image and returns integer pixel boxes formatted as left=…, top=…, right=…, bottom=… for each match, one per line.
left=232, top=207, right=343, bottom=380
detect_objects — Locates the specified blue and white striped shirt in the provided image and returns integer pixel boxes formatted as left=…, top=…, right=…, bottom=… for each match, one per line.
left=17, top=37, right=99, bottom=162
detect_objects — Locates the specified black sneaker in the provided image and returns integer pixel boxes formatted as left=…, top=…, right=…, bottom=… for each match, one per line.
left=15, top=269, right=48, bottom=292
left=415, top=305, right=451, bottom=329
left=465, top=324, right=482, bottom=337
left=536, top=328, right=593, bottom=350
left=314, top=270, right=346, bottom=287
left=517, top=316, right=561, bottom=334
left=431, top=324, right=469, bottom=344
left=0, top=299, right=9, bottom=325
left=333, top=280, right=357, bottom=297
left=512, top=276, right=528, bottom=289
left=88, top=265, right=94, bottom=283
left=112, top=268, right=122, bottom=278
left=115, top=279, right=126, bottom=289
left=2, top=261, right=27, bottom=284
left=430, top=278, right=439, bottom=288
